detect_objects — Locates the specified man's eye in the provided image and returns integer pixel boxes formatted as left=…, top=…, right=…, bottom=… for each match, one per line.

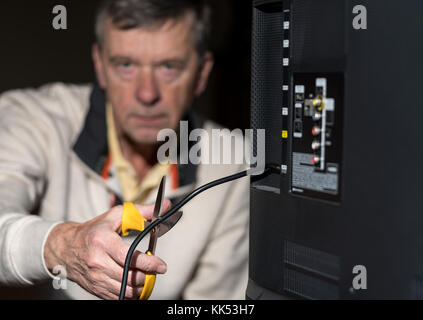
left=121, top=62, right=133, bottom=68
left=163, top=63, right=175, bottom=70
left=115, top=62, right=136, bottom=80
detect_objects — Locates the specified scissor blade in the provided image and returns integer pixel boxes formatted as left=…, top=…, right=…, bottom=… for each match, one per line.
left=153, top=176, right=166, bottom=220
left=144, top=211, right=183, bottom=237
left=158, top=211, right=183, bottom=237
left=147, top=176, right=166, bottom=255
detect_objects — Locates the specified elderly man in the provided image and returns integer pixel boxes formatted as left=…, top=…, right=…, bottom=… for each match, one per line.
left=0, top=0, right=249, bottom=300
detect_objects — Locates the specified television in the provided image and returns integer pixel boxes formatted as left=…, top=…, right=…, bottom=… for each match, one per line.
left=248, top=0, right=423, bottom=299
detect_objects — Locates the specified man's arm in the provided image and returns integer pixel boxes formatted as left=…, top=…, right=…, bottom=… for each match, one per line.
left=0, top=94, right=57, bottom=285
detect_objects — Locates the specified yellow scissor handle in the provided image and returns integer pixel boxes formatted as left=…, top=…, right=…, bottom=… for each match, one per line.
left=121, top=203, right=157, bottom=300
left=121, top=203, right=147, bottom=236
left=139, top=251, right=157, bottom=300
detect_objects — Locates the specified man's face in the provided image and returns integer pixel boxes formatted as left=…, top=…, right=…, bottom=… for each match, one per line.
left=93, top=12, right=213, bottom=145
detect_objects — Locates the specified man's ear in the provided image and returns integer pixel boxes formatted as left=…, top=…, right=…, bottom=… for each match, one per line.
left=194, top=51, right=214, bottom=97
left=92, top=43, right=107, bottom=89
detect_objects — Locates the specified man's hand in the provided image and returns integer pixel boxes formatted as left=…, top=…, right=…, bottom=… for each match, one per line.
left=43, top=201, right=171, bottom=300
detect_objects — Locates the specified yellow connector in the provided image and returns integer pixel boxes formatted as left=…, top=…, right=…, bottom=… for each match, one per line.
left=313, top=95, right=325, bottom=111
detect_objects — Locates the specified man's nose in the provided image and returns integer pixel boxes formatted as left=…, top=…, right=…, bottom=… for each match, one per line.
left=136, top=70, right=160, bottom=106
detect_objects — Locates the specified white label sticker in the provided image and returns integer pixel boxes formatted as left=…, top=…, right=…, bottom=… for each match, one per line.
left=295, top=85, right=305, bottom=94
left=325, top=98, right=335, bottom=111
left=282, top=108, right=288, bottom=116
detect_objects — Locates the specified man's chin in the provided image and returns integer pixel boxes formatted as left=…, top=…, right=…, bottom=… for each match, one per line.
left=128, top=128, right=163, bottom=145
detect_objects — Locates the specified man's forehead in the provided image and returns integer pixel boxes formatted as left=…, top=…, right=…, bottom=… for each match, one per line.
left=102, top=13, right=197, bottom=61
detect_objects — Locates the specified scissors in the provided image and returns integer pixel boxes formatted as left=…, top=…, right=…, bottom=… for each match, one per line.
left=121, top=176, right=183, bottom=300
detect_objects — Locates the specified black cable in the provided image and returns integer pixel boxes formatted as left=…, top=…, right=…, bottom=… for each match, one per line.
left=119, top=164, right=278, bottom=300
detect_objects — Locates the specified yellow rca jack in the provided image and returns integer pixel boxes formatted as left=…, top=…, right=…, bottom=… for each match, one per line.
left=312, top=94, right=325, bottom=111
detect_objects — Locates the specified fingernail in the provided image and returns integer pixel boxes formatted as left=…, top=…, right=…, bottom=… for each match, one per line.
left=158, top=264, right=167, bottom=274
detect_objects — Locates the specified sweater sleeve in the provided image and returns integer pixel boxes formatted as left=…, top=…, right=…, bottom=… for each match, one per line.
left=0, top=93, right=59, bottom=285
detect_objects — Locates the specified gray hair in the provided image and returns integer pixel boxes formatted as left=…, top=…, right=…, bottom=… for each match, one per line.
left=95, top=0, right=212, bottom=55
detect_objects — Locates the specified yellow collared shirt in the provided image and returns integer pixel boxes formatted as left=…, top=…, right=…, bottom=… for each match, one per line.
left=106, top=103, right=170, bottom=203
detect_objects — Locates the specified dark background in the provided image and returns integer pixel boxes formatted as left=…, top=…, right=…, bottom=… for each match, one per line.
left=0, top=0, right=252, bottom=130
left=0, top=0, right=252, bottom=299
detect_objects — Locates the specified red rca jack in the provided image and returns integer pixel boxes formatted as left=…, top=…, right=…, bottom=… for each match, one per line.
left=312, top=156, right=320, bottom=165
left=312, top=126, right=321, bottom=136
